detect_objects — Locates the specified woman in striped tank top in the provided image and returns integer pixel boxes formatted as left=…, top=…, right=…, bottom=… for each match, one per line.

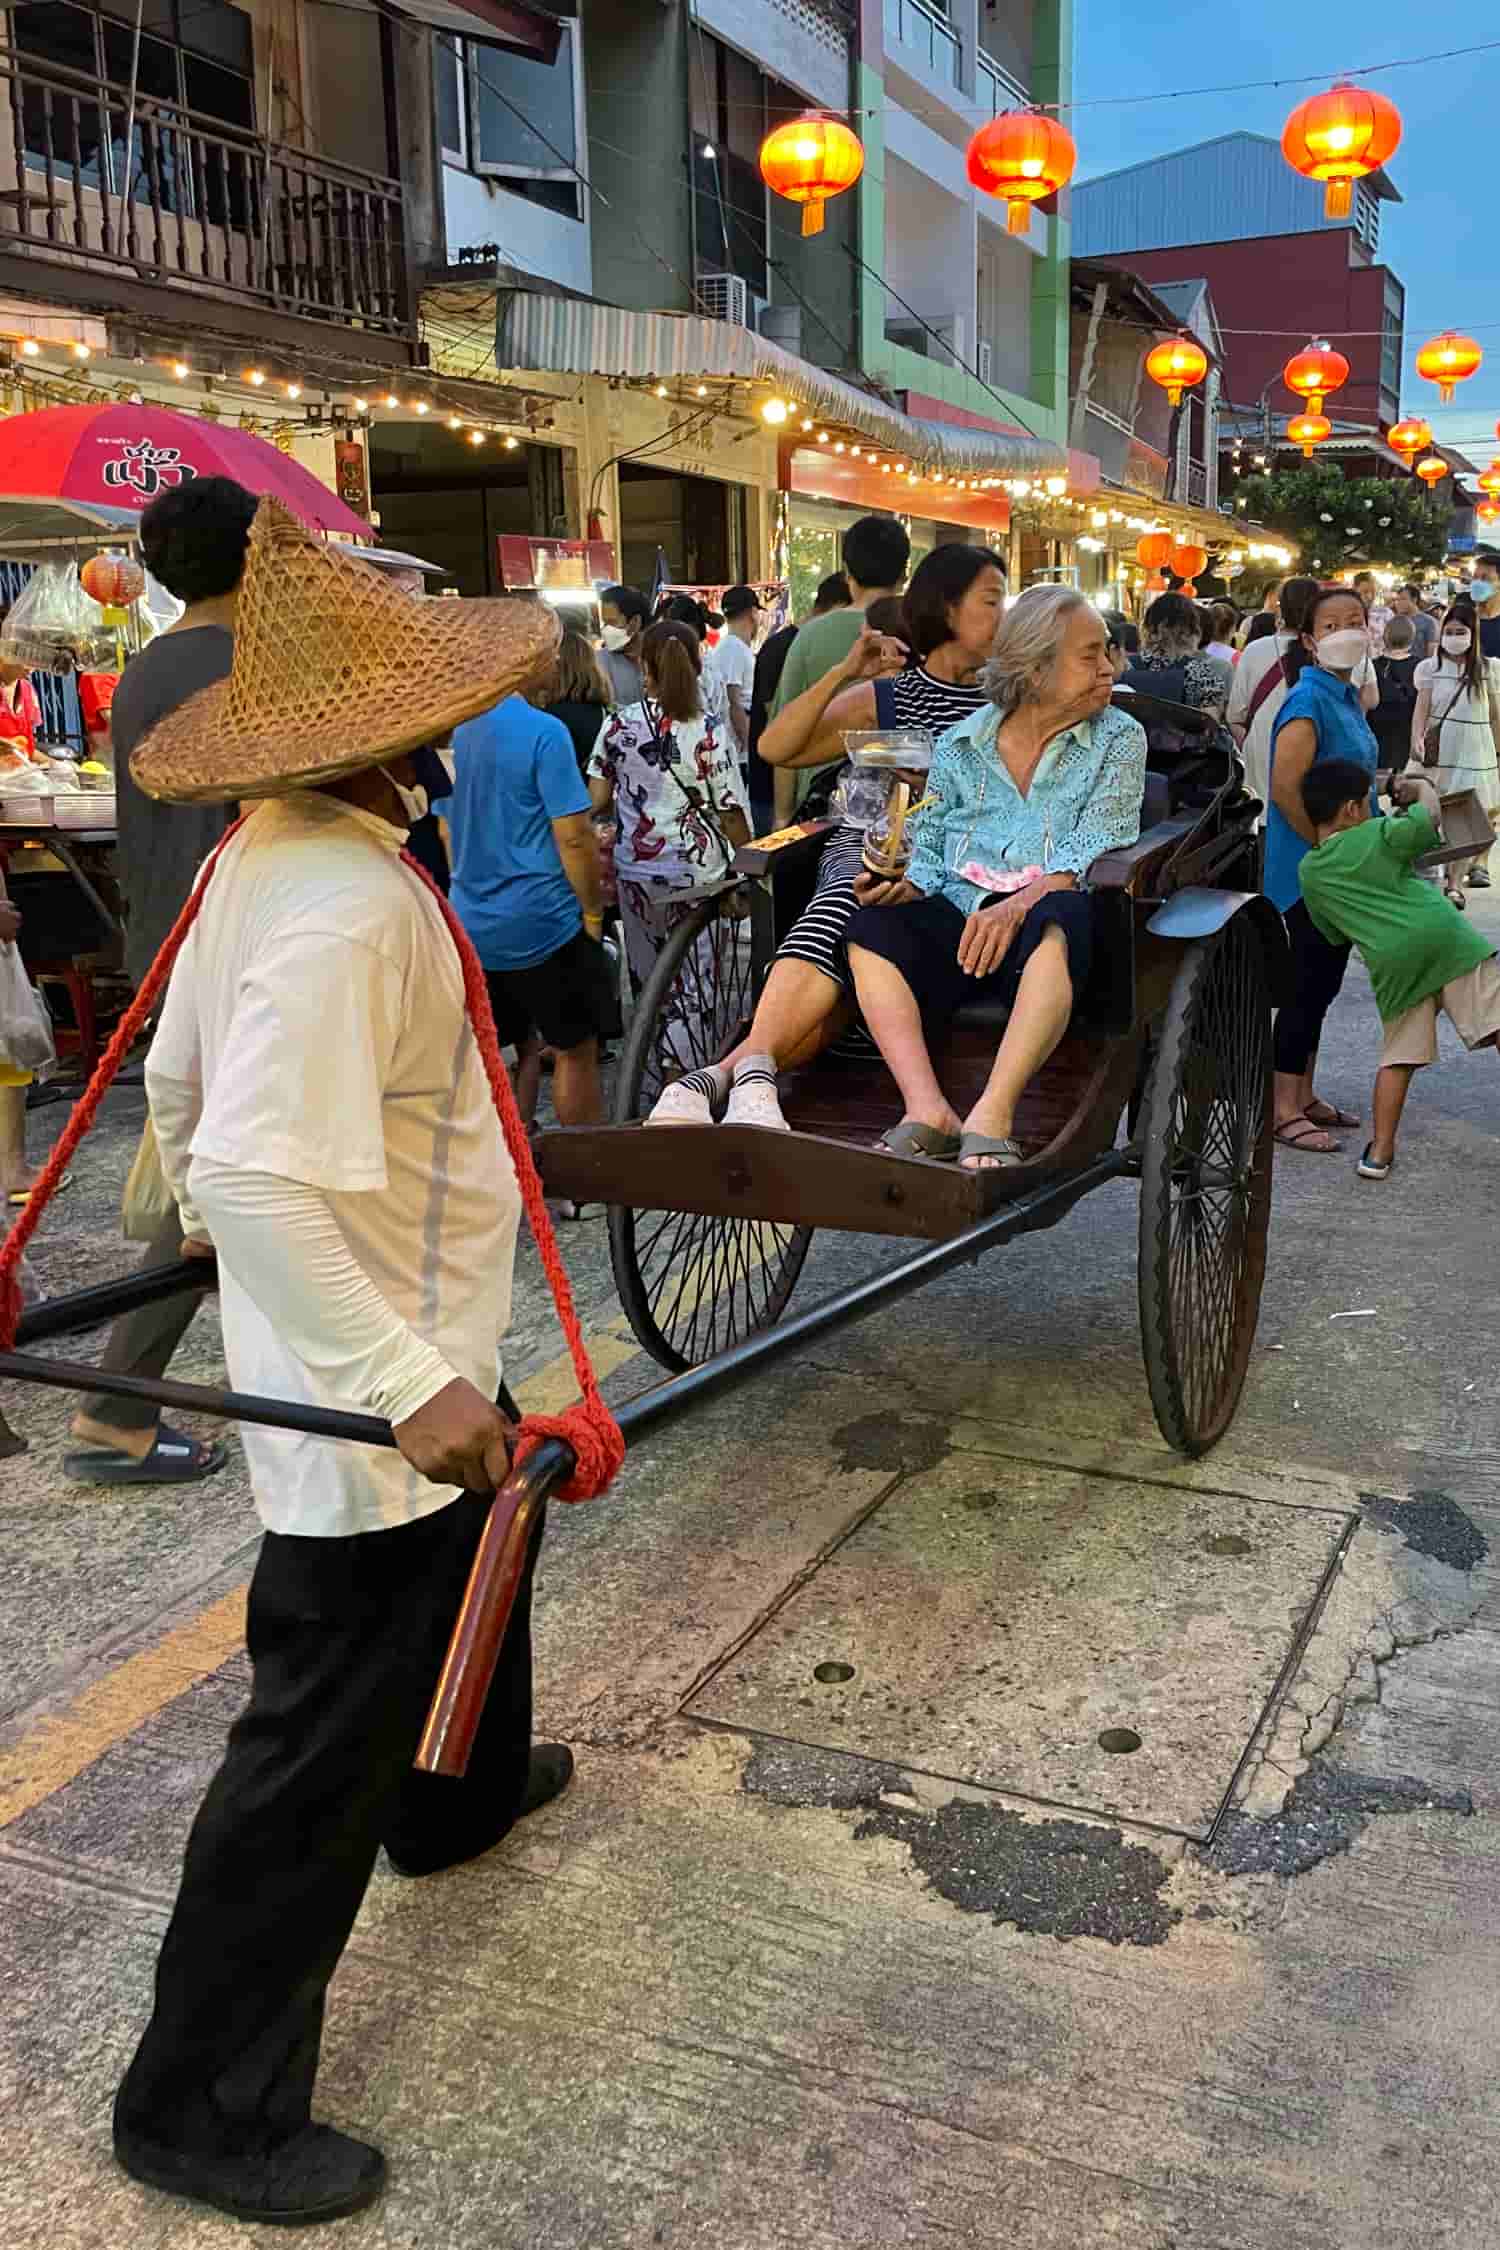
left=647, top=545, right=1006, bottom=1129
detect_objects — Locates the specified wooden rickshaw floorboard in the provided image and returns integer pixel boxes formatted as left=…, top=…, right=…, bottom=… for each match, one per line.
left=536, top=1029, right=1147, bottom=1242
left=684, top=1457, right=1357, bottom=1840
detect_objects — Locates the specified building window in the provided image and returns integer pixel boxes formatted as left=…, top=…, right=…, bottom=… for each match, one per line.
left=436, top=36, right=467, bottom=168
left=11, top=0, right=254, bottom=209
left=1380, top=305, right=1402, bottom=400
left=468, top=23, right=582, bottom=220
left=691, top=32, right=769, bottom=299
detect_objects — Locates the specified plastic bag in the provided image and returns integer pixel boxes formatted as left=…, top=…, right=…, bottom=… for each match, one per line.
left=0, top=941, right=56, bottom=1075
left=122, top=1117, right=176, bottom=1243
left=0, top=563, right=97, bottom=675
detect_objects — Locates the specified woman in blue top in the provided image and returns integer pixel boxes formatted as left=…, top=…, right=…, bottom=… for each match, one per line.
left=845, top=585, right=1147, bottom=1171
left=1266, top=582, right=1380, bottom=1153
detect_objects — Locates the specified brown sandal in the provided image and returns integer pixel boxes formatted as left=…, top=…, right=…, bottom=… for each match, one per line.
left=1275, top=1116, right=1340, bottom=1155
left=1303, top=1099, right=1361, bottom=1130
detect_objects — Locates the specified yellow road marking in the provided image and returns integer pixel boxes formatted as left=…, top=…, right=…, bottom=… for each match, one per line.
left=0, top=1316, right=645, bottom=1832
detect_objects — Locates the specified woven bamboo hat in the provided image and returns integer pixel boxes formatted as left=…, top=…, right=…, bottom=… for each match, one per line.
left=132, top=498, right=560, bottom=804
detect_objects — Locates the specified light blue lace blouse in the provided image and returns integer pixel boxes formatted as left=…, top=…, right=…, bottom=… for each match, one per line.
left=907, top=700, right=1149, bottom=915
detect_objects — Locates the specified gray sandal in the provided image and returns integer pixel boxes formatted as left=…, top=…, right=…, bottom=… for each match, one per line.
left=875, top=1118, right=961, bottom=1161
left=958, top=1132, right=1023, bottom=1172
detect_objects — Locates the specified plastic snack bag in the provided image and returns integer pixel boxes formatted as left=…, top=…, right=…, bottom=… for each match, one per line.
left=0, top=942, right=56, bottom=1075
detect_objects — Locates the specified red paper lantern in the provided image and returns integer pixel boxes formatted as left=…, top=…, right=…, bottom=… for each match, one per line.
left=1170, top=542, right=1207, bottom=587
left=1136, top=532, right=1174, bottom=569
left=1477, top=499, right=1500, bottom=528
left=1281, top=82, right=1402, bottom=218
left=759, top=114, right=864, bottom=236
left=1287, top=412, right=1332, bottom=459
left=965, top=110, right=1077, bottom=237
left=1415, top=331, right=1483, bottom=405
left=1387, top=416, right=1432, bottom=463
left=1145, top=334, right=1209, bottom=409
left=1478, top=464, right=1500, bottom=498
left=1283, top=342, right=1350, bottom=414
left=1415, top=455, right=1449, bottom=487
left=80, top=550, right=144, bottom=606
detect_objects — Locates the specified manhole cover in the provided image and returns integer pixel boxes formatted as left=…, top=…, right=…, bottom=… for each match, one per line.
left=685, top=1457, right=1351, bottom=1837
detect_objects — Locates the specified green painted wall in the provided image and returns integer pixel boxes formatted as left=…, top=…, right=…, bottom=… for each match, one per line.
left=586, top=3, right=694, bottom=310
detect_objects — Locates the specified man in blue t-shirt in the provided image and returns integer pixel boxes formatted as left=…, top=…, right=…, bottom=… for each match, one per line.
left=449, top=691, right=607, bottom=1128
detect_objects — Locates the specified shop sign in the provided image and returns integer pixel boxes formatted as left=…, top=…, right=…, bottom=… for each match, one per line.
left=496, top=535, right=617, bottom=590
left=334, top=438, right=370, bottom=519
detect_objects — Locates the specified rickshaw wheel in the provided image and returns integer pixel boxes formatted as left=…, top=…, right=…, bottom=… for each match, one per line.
left=1137, top=917, right=1273, bottom=1456
left=609, top=891, right=813, bottom=1372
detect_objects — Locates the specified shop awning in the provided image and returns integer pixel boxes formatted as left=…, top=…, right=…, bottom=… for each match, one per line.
left=495, top=288, right=1068, bottom=479
left=380, top=0, right=562, bottom=62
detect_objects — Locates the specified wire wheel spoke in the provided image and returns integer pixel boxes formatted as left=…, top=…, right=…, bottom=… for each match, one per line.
left=1139, top=919, right=1273, bottom=1454
left=609, top=893, right=812, bottom=1371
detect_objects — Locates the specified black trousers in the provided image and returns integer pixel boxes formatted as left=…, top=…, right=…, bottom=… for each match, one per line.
left=1273, top=899, right=1351, bottom=1078
left=114, top=1491, right=544, bottom=2154
left=85, top=1203, right=198, bottom=1436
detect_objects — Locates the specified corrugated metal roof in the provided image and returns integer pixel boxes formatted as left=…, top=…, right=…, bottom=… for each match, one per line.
left=495, top=289, right=1067, bottom=476
left=1073, top=131, right=1398, bottom=259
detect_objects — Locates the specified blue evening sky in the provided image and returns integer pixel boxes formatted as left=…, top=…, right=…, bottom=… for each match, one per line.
left=1070, top=4, right=1497, bottom=461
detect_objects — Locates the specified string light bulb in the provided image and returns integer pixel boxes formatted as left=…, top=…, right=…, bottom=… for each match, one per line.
left=353, top=396, right=369, bottom=414
left=760, top=397, right=790, bottom=424
left=70, top=342, right=90, bottom=362
left=654, top=382, right=668, bottom=398
left=383, top=392, right=399, bottom=408
left=245, top=368, right=266, bottom=386
left=447, top=415, right=462, bottom=430
left=503, top=435, right=519, bottom=450
left=171, top=360, right=189, bottom=380
left=817, top=430, right=829, bottom=443
left=468, top=429, right=485, bottom=445
left=18, top=339, right=40, bottom=358
left=695, top=384, right=708, bottom=398
left=285, top=382, right=301, bottom=400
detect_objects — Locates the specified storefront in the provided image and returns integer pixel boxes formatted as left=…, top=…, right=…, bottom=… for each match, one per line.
left=780, top=443, right=1013, bottom=614
left=366, top=421, right=575, bottom=596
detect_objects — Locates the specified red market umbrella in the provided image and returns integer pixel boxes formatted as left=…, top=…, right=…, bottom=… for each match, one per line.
left=0, top=403, right=369, bottom=539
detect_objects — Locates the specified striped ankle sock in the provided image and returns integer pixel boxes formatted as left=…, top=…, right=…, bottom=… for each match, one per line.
left=732, top=1051, right=778, bottom=1088
left=676, top=1062, right=731, bottom=1106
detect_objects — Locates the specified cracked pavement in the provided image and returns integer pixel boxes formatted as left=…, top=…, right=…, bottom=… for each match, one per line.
left=4, top=912, right=1500, bottom=2247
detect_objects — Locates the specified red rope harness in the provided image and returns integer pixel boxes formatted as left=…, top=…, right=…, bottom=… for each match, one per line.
left=0, top=819, right=624, bottom=1504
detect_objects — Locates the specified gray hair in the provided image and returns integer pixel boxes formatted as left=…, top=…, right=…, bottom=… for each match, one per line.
left=980, top=584, right=1092, bottom=717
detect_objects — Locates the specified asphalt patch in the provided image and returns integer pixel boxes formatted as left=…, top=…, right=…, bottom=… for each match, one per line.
left=1358, top=1491, right=1488, bottom=1573
left=742, top=1738, right=905, bottom=1811
left=1203, top=1758, right=1474, bottom=1878
left=830, top=1412, right=952, bottom=1478
left=855, top=1797, right=1180, bottom=1947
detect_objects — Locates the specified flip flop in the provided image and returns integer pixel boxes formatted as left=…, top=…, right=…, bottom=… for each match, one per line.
left=875, top=1119, right=961, bottom=1161
left=1303, top=1101, right=1362, bottom=1129
left=8, top=1170, right=72, bottom=1206
left=958, top=1132, right=1023, bottom=1172
left=1274, top=1117, right=1340, bottom=1155
left=64, top=1425, right=226, bottom=1487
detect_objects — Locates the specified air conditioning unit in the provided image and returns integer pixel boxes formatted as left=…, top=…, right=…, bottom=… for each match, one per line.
left=698, top=270, right=750, bottom=327
left=977, top=339, right=993, bottom=385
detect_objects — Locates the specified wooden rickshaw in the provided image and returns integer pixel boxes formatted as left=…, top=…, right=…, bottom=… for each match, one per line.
left=539, top=689, right=1288, bottom=1458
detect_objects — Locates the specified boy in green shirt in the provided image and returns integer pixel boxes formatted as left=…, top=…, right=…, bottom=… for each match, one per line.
left=1298, top=757, right=1500, bottom=1180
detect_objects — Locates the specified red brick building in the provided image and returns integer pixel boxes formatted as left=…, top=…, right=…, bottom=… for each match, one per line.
left=1071, top=132, right=1404, bottom=435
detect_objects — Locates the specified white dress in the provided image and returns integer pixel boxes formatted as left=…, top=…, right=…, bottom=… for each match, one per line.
left=1413, top=654, right=1500, bottom=814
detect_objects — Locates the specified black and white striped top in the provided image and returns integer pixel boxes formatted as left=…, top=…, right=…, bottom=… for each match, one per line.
left=873, top=662, right=990, bottom=739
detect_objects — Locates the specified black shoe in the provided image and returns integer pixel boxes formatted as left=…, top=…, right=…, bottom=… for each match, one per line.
left=385, top=1743, right=574, bottom=1880
left=115, top=2121, right=386, bottom=2226
left=1467, top=867, right=1491, bottom=888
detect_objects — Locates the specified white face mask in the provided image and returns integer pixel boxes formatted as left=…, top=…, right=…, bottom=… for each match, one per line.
left=600, top=623, right=632, bottom=653
left=1442, top=629, right=1473, bottom=656
left=385, top=746, right=455, bottom=828
left=1315, top=627, right=1369, bottom=673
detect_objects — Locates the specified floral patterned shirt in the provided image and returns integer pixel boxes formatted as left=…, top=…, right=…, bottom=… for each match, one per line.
left=590, top=697, right=749, bottom=892
left=907, top=700, right=1148, bottom=915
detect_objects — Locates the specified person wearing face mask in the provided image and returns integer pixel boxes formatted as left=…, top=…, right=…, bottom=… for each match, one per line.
left=447, top=613, right=609, bottom=1144
left=1266, top=584, right=1381, bottom=1153
left=1465, top=555, right=1500, bottom=661
left=112, top=506, right=570, bottom=2228
left=1409, top=595, right=1500, bottom=899
left=598, top=583, right=649, bottom=703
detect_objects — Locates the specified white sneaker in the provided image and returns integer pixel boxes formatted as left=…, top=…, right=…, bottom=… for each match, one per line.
left=647, top=1079, right=718, bottom=1125
left=724, top=1073, right=788, bottom=1131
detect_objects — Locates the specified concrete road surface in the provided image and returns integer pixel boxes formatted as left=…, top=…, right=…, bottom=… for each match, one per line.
left=2, top=907, right=1499, bottom=2249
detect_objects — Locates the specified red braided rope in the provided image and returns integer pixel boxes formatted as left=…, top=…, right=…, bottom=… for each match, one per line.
left=0, top=817, right=624, bottom=1504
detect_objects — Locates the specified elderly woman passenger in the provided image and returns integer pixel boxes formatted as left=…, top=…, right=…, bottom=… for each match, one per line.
left=845, top=586, right=1148, bottom=1170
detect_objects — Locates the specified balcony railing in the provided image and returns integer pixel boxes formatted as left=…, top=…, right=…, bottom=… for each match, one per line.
left=1183, top=461, right=1209, bottom=507
left=0, top=45, right=413, bottom=337
left=976, top=47, right=1027, bottom=113
left=883, top=0, right=960, bottom=88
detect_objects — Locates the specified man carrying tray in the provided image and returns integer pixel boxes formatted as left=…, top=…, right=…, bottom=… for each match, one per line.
left=111, top=503, right=574, bottom=2228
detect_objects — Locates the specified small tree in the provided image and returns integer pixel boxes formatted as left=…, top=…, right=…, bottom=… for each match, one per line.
left=1227, top=465, right=1451, bottom=577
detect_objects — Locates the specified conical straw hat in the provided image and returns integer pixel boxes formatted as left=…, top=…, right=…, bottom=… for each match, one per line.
left=132, top=498, right=560, bottom=804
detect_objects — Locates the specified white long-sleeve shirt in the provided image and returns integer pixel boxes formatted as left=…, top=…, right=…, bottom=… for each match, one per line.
left=147, top=791, right=521, bottom=1537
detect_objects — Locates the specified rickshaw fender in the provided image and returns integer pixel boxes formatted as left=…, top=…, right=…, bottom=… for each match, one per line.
left=1146, top=889, right=1291, bottom=1004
